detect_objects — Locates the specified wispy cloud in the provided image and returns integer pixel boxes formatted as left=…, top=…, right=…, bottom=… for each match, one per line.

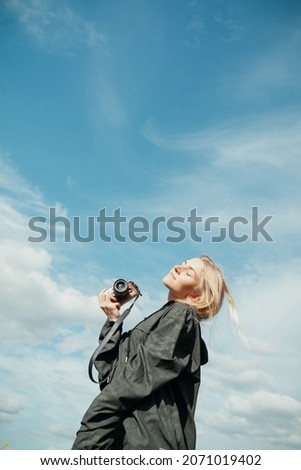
left=0, top=398, right=23, bottom=423
left=201, top=390, right=301, bottom=449
left=5, top=0, right=107, bottom=55
left=141, top=110, right=301, bottom=169
left=0, top=156, right=97, bottom=341
left=0, top=153, right=45, bottom=207
left=197, top=256, right=301, bottom=449
left=214, top=14, right=243, bottom=43
left=1, top=153, right=300, bottom=449
left=0, top=157, right=152, bottom=448
left=96, top=84, right=128, bottom=127
left=0, top=153, right=69, bottom=242
left=188, top=13, right=206, bottom=34
left=139, top=109, right=301, bottom=237
left=185, top=13, right=206, bottom=48
left=0, top=157, right=102, bottom=447
left=218, top=21, right=301, bottom=101
left=2, top=0, right=300, bottom=451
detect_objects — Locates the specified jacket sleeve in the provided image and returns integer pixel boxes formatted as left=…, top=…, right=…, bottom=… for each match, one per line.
left=92, top=320, right=123, bottom=387
left=76, top=306, right=197, bottom=449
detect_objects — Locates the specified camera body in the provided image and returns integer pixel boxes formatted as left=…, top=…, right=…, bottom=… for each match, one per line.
left=112, top=279, right=141, bottom=305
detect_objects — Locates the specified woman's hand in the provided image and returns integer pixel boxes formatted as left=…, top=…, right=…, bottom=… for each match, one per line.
left=98, top=289, right=121, bottom=322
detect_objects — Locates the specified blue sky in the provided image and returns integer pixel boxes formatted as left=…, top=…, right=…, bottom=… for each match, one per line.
left=0, top=0, right=301, bottom=450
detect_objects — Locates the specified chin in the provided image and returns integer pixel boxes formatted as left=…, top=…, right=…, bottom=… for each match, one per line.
left=162, top=274, right=171, bottom=289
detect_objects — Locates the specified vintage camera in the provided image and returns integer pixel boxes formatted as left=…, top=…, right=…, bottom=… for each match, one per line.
left=112, top=279, right=141, bottom=305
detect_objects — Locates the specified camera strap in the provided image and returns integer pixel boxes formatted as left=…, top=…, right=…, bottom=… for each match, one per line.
left=88, top=295, right=140, bottom=384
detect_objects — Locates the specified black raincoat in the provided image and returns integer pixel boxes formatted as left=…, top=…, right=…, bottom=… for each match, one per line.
left=72, top=300, right=208, bottom=450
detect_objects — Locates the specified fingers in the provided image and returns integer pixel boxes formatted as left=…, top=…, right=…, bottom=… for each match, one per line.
left=98, top=288, right=119, bottom=306
left=98, top=288, right=121, bottom=322
left=98, top=288, right=111, bottom=309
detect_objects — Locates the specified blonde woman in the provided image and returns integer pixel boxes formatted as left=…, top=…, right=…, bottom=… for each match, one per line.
left=72, top=256, right=238, bottom=450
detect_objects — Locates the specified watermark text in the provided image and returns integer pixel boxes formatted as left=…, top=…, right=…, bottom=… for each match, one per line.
left=27, top=207, right=274, bottom=244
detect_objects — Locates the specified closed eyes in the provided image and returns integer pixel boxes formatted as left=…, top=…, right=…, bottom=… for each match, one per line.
left=181, top=260, right=195, bottom=277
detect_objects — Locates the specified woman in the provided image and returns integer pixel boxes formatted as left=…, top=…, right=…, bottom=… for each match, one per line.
left=72, top=255, right=237, bottom=450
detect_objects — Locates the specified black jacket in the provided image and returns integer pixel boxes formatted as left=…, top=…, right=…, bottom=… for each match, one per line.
left=72, top=300, right=208, bottom=450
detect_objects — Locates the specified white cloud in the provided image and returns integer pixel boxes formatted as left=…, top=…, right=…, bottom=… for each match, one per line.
left=187, top=14, right=206, bottom=34
left=0, top=343, right=97, bottom=448
left=0, top=155, right=70, bottom=244
left=234, top=258, right=301, bottom=353
left=0, top=155, right=300, bottom=450
left=198, top=381, right=301, bottom=449
left=98, top=85, right=127, bottom=127
left=5, top=0, right=107, bottom=55
left=141, top=110, right=301, bottom=169
left=215, top=14, right=243, bottom=43
left=185, top=13, right=206, bottom=48
left=211, top=20, right=301, bottom=105
left=0, top=399, right=23, bottom=423
left=139, top=109, right=301, bottom=252
left=0, top=238, right=98, bottom=343
left=200, top=390, right=301, bottom=449
left=206, top=353, right=277, bottom=392
left=0, top=156, right=150, bottom=448
left=66, top=174, right=76, bottom=191
left=195, top=256, right=301, bottom=449
left=49, top=423, right=75, bottom=440
left=0, top=153, right=45, bottom=208
left=0, top=197, right=32, bottom=241
left=226, top=391, right=301, bottom=417
left=237, top=24, right=301, bottom=97
left=0, top=157, right=100, bottom=347
left=0, top=398, right=23, bottom=414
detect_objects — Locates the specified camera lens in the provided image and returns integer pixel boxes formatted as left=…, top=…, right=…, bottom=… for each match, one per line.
left=113, top=279, right=129, bottom=296
left=114, top=279, right=128, bottom=293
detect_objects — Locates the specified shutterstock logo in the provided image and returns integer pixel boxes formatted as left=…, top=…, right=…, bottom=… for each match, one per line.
left=27, top=207, right=274, bottom=243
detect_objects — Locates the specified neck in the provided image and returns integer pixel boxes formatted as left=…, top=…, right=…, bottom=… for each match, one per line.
left=167, top=291, right=186, bottom=303
left=167, top=291, right=175, bottom=302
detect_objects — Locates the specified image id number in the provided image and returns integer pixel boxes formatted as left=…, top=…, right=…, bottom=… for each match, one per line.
left=182, top=454, right=262, bottom=466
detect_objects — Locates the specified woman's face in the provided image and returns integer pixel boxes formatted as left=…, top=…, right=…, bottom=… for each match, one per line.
left=162, top=258, right=204, bottom=300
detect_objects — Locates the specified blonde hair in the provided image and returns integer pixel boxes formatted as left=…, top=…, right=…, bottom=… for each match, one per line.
left=189, top=256, right=247, bottom=344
